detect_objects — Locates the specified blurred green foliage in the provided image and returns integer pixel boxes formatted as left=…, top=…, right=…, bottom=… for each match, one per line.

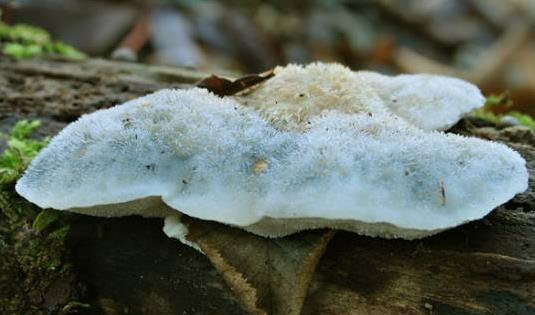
left=0, top=22, right=85, bottom=60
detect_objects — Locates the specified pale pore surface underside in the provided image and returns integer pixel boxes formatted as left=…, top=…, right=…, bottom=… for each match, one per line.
left=16, top=64, right=528, bottom=239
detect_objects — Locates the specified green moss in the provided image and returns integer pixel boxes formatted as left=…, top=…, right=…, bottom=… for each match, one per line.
left=471, top=108, right=501, bottom=124
left=0, top=120, right=87, bottom=314
left=471, top=92, right=535, bottom=129
left=0, top=22, right=85, bottom=60
left=483, top=91, right=513, bottom=108
left=44, top=41, right=86, bottom=60
left=3, top=42, right=42, bottom=59
left=0, top=23, right=50, bottom=44
left=507, top=111, right=535, bottom=129
left=0, top=120, right=49, bottom=186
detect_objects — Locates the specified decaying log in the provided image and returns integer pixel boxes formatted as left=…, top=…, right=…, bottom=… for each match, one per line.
left=1, top=56, right=534, bottom=314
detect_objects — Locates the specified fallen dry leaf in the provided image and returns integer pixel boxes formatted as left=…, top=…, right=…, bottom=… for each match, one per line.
left=196, top=69, right=274, bottom=97
left=181, top=216, right=335, bottom=315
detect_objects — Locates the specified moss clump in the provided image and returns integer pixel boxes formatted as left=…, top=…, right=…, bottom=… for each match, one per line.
left=0, top=120, right=49, bottom=185
left=0, top=121, right=87, bottom=314
left=471, top=92, right=535, bottom=129
left=0, top=22, right=85, bottom=60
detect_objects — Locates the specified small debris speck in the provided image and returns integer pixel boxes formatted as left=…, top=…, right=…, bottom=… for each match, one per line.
left=253, top=159, right=269, bottom=174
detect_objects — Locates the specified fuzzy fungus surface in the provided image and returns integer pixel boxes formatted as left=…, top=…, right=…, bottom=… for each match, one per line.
left=355, top=71, right=485, bottom=131
left=16, top=63, right=528, bottom=239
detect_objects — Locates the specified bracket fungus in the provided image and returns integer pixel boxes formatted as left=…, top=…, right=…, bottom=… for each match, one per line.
left=16, top=63, right=528, bottom=239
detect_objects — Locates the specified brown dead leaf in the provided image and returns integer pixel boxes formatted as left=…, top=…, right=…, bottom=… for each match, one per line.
left=196, top=69, right=274, bottom=97
left=181, top=216, right=335, bottom=315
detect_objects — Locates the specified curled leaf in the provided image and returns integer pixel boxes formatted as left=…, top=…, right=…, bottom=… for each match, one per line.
left=196, top=69, right=274, bottom=97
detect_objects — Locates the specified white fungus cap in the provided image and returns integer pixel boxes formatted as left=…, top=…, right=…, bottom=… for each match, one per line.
left=355, top=71, right=486, bottom=131
left=15, top=63, right=528, bottom=239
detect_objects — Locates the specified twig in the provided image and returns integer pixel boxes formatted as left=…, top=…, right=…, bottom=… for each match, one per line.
left=111, top=9, right=152, bottom=61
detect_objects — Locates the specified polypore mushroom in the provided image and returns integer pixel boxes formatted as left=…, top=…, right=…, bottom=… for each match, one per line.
left=15, top=63, right=528, bottom=239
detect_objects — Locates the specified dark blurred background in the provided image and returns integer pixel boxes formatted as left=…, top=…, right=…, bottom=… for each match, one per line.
left=2, top=0, right=535, bottom=114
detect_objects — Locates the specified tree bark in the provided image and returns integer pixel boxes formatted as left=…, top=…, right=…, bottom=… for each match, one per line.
left=1, top=56, right=534, bottom=315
